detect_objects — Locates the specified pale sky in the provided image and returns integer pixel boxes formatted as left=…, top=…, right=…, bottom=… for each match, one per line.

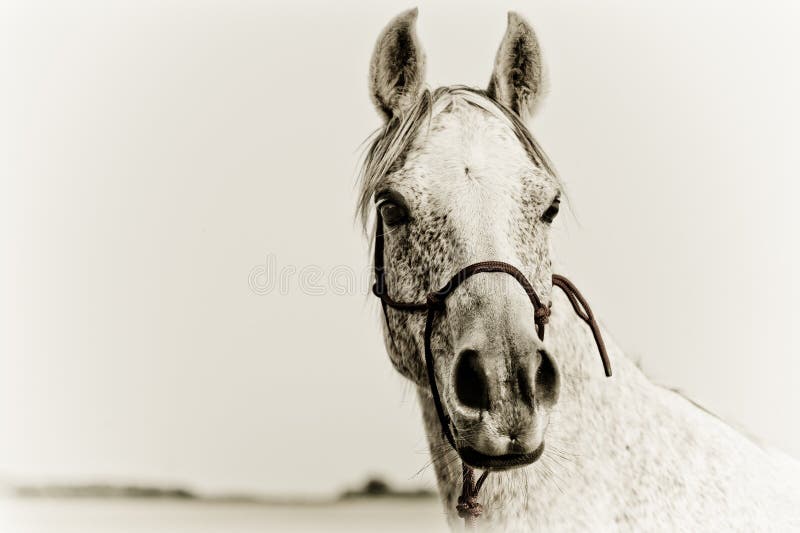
left=1, top=0, right=798, bottom=496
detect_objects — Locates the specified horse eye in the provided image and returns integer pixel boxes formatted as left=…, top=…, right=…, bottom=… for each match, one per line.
left=541, top=196, right=561, bottom=224
left=379, top=201, right=409, bottom=227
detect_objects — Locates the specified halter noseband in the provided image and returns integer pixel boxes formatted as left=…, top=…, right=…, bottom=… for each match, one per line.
left=371, top=211, right=612, bottom=527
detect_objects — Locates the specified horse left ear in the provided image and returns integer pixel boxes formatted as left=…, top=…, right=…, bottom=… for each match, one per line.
left=487, top=12, right=545, bottom=121
left=369, top=8, right=427, bottom=121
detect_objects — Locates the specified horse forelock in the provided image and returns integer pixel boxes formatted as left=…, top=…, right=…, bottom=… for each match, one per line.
left=356, top=85, right=558, bottom=233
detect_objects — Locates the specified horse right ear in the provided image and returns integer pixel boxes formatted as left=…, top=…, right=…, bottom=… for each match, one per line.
left=369, top=8, right=426, bottom=121
left=487, top=12, right=545, bottom=122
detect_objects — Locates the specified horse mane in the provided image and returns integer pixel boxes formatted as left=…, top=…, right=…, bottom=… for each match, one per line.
left=356, top=85, right=558, bottom=231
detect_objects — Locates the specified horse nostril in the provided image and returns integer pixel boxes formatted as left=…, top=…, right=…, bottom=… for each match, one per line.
left=454, top=349, right=491, bottom=411
left=535, top=349, right=559, bottom=405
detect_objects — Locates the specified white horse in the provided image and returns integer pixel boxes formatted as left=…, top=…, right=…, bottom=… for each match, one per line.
left=359, top=9, right=800, bottom=532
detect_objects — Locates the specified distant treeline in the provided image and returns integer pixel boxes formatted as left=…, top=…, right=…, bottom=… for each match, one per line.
left=15, top=484, right=197, bottom=500
left=339, top=477, right=436, bottom=500
left=14, top=476, right=436, bottom=502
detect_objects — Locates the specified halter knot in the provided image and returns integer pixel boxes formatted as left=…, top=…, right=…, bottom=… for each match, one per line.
left=456, top=495, right=484, bottom=519
left=426, top=292, right=445, bottom=309
left=534, top=305, right=551, bottom=325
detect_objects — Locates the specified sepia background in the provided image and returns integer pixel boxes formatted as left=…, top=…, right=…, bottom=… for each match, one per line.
left=2, top=0, right=799, bottom=531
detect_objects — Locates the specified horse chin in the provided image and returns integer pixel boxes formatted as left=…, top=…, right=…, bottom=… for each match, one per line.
left=457, top=441, right=545, bottom=471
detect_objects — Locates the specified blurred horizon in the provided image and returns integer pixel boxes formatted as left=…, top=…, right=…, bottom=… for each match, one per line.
left=4, top=473, right=436, bottom=501
left=0, top=470, right=432, bottom=500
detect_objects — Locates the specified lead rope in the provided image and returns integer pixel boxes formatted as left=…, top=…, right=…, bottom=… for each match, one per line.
left=457, top=464, right=490, bottom=526
left=552, top=274, right=612, bottom=378
left=372, top=214, right=612, bottom=529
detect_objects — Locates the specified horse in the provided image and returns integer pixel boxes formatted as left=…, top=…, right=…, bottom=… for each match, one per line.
left=358, top=9, right=800, bottom=531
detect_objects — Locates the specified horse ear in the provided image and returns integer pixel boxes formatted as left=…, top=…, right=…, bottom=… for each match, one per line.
left=487, top=12, right=545, bottom=121
left=369, top=8, right=426, bottom=121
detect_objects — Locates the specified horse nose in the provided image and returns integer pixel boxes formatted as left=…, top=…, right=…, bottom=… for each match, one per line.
left=453, top=347, right=560, bottom=412
left=454, top=349, right=491, bottom=411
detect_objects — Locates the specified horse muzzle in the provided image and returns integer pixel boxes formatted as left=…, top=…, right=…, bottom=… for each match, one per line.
left=458, top=441, right=546, bottom=471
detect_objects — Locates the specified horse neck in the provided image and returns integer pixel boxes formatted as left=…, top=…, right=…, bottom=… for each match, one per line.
left=416, top=288, right=648, bottom=526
